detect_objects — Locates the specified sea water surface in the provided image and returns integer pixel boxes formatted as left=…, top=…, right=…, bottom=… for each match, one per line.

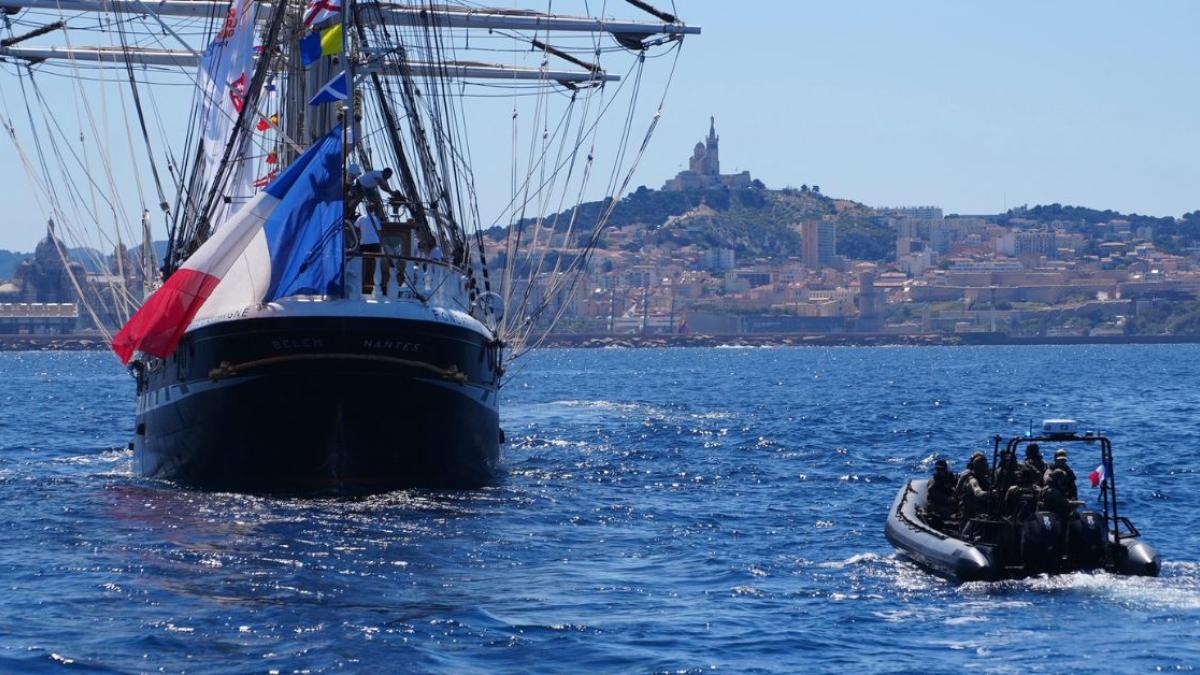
left=1, top=345, right=1198, bottom=672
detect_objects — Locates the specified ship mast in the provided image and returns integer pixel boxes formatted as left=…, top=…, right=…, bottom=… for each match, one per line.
left=1, top=0, right=699, bottom=354
left=342, top=0, right=354, bottom=296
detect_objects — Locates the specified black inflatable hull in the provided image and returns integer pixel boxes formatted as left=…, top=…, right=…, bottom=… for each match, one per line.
left=885, top=479, right=996, bottom=581
left=885, top=479, right=1160, bottom=582
left=132, top=314, right=501, bottom=494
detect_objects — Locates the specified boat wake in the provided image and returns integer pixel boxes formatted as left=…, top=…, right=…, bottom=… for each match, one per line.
left=960, top=561, right=1200, bottom=610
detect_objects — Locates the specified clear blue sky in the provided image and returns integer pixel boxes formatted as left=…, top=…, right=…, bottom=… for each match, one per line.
left=2, top=0, right=1197, bottom=250
left=650, top=0, right=1199, bottom=217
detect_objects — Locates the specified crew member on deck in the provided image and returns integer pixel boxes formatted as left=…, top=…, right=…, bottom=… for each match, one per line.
left=357, top=166, right=402, bottom=206
left=355, top=210, right=388, bottom=296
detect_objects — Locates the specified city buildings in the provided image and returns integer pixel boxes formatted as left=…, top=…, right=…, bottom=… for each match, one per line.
left=800, top=220, right=836, bottom=269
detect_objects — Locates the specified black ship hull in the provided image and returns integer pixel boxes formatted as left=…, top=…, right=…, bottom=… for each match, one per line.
left=132, top=311, right=502, bottom=494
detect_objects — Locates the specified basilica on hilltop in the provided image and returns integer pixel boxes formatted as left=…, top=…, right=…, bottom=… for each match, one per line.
left=662, top=117, right=753, bottom=192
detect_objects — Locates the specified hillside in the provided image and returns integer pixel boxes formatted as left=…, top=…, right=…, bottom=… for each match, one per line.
left=499, top=184, right=890, bottom=261
left=1000, top=204, right=1200, bottom=254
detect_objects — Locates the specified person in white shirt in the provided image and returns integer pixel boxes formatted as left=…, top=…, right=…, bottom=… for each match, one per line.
left=354, top=211, right=388, bottom=295
left=356, top=167, right=402, bottom=206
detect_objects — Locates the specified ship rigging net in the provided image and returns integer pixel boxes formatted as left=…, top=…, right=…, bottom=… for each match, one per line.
left=0, top=0, right=695, bottom=371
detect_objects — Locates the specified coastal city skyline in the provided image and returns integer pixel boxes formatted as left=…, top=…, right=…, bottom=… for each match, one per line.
left=0, top=3, right=1195, bottom=671
left=1, top=1, right=1198, bottom=251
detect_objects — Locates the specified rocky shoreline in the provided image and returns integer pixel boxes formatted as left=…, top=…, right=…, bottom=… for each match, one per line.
left=0, top=335, right=111, bottom=351
left=3, top=332, right=1200, bottom=352
left=539, top=332, right=1200, bottom=348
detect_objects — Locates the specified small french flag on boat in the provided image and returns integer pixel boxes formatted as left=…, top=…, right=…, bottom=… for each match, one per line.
left=112, top=127, right=345, bottom=364
left=1090, top=459, right=1111, bottom=488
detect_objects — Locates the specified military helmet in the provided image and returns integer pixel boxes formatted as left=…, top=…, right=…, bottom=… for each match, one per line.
left=970, top=453, right=989, bottom=473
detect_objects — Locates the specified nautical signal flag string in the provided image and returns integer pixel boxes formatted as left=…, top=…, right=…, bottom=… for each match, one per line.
left=300, top=24, right=343, bottom=67
left=256, top=113, right=280, bottom=131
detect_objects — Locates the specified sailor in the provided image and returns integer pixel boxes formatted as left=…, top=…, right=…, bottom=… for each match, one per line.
left=955, top=452, right=992, bottom=525
left=354, top=210, right=387, bottom=296
left=1021, top=443, right=1048, bottom=487
left=1045, top=449, right=1078, bottom=501
left=923, top=458, right=957, bottom=530
left=352, top=164, right=400, bottom=201
left=351, top=164, right=403, bottom=216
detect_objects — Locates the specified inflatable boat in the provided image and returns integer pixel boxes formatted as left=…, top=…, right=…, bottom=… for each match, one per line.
left=885, top=420, right=1160, bottom=582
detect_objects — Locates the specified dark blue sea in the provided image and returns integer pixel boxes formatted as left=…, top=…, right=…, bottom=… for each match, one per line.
left=1, top=345, right=1198, bottom=673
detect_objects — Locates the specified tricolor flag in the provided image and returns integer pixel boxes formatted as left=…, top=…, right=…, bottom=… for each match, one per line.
left=300, top=24, right=344, bottom=66
left=1089, top=459, right=1112, bottom=488
left=112, top=128, right=345, bottom=364
left=303, top=0, right=341, bottom=27
left=308, top=70, right=348, bottom=105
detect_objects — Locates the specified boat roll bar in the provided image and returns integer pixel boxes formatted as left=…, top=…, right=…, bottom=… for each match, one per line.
left=991, top=428, right=1124, bottom=553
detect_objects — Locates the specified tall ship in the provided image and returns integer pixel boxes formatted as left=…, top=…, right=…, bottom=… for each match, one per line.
left=0, top=0, right=698, bottom=492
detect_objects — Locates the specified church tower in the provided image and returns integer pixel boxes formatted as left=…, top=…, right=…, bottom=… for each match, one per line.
left=704, top=116, right=719, bottom=175
left=663, top=116, right=751, bottom=191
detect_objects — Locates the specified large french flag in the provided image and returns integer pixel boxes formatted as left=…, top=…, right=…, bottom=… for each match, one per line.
left=112, top=128, right=345, bottom=364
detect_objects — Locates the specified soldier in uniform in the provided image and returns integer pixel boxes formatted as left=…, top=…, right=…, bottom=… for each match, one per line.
left=923, top=458, right=957, bottom=531
left=955, top=452, right=992, bottom=528
left=1045, top=449, right=1078, bottom=501
left=1038, top=468, right=1076, bottom=518
left=993, top=448, right=1021, bottom=495
left=1021, top=443, right=1048, bottom=487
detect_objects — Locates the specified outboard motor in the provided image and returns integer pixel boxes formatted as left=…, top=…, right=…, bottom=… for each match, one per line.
left=1067, top=511, right=1106, bottom=570
left=1021, top=511, right=1064, bottom=572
